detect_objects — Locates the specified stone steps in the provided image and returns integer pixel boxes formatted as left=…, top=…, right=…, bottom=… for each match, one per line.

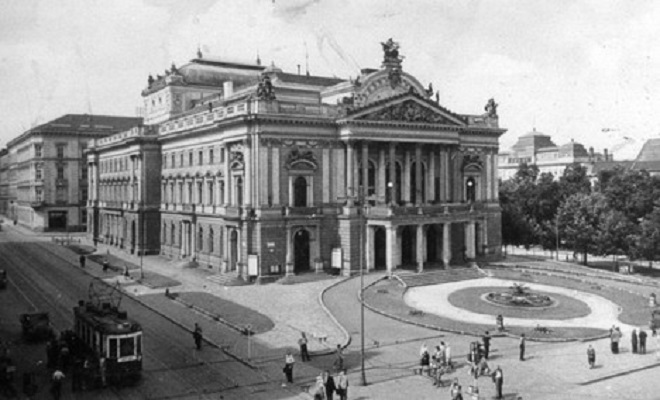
left=395, top=267, right=484, bottom=287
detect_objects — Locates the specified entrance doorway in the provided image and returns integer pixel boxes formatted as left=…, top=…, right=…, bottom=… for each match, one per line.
left=294, top=229, right=310, bottom=273
left=374, top=227, right=386, bottom=270
left=401, top=226, right=416, bottom=268
left=48, top=211, right=67, bottom=231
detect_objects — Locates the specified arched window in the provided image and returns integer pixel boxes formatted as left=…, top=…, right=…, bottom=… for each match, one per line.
left=466, top=177, right=476, bottom=203
left=293, top=176, right=307, bottom=207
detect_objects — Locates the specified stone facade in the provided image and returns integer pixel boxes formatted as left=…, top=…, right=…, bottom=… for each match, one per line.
left=86, top=125, right=161, bottom=255
left=150, top=44, right=505, bottom=278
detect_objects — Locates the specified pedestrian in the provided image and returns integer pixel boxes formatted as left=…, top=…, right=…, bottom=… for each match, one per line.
left=282, top=351, right=295, bottom=386
left=639, top=329, right=647, bottom=354
left=193, top=323, right=203, bottom=350
left=449, top=378, right=463, bottom=400
left=632, top=329, right=638, bottom=354
left=335, top=369, right=349, bottom=400
left=312, top=374, right=325, bottom=400
left=333, top=345, right=344, bottom=372
left=299, top=332, right=311, bottom=362
left=519, top=334, right=526, bottom=361
left=79, top=254, right=86, bottom=268
left=324, top=370, right=336, bottom=400
left=50, top=369, right=65, bottom=400
left=99, top=356, right=107, bottom=387
left=482, top=331, right=491, bottom=359
left=491, top=365, right=504, bottom=400
left=587, top=344, right=596, bottom=368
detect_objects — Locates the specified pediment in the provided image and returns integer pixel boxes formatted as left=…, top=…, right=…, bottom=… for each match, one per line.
left=350, top=97, right=466, bottom=126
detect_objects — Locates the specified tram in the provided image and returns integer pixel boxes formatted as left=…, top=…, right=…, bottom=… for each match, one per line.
left=73, top=281, right=143, bottom=384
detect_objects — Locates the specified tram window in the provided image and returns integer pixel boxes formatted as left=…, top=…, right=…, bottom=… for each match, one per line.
left=120, top=337, right=135, bottom=357
left=109, top=338, right=118, bottom=359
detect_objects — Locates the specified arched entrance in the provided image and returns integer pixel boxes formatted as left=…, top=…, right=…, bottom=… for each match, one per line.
left=401, top=226, right=416, bottom=268
left=294, top=229, right=311, bottom=273
left=374, top=227, right=386, bottom=270
left=229, top=229, right=238, bottom=271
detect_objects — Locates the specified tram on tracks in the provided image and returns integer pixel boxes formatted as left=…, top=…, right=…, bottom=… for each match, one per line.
left=72, top=280, right=143, bottom=384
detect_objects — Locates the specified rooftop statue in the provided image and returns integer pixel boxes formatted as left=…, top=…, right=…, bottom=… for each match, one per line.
left=381, top=38, right=402, bottom=63
left=485, top=98, right=498, bottom=118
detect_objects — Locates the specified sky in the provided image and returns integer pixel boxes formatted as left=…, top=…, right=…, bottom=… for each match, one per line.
left=1, top=0, right=659, bottom=159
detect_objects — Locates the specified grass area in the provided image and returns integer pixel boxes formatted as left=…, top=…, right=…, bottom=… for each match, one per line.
left=488, top=269, right=650, bottom=326
left=362, top=279, right=606, bottom=340
left=174, top=291, right=274, bottom=334
left=447, top=286, right=591, bottom=320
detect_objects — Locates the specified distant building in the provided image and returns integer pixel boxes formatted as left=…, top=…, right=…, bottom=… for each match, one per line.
left=136, top=42, right=506, bottom=279
left=0, top=114, right=141, bottom=231
left=631, top=139, right=660, bottom=176
left=86, top=125, right=161, bottom=254
left=498, top=129, right=612, bottom=181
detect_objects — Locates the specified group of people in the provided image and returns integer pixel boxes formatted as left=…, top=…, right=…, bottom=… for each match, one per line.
left=312, top=369, right=349, bottom=400
left=419, top=341, right=453, bottom=387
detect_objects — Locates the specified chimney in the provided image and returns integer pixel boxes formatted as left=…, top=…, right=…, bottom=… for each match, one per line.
left=223, top=81, right=234, bottom=98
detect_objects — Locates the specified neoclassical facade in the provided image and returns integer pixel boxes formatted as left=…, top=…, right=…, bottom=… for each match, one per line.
left=86, top=126, right=161, bottom=255
left=152, top=43, right=504, bottom=278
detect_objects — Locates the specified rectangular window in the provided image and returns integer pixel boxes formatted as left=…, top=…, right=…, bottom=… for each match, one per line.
left=35, top=144, right=42, bottom=158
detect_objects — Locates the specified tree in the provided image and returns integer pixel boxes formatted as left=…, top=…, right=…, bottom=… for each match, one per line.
left=557, top=192, right=609, bottom=265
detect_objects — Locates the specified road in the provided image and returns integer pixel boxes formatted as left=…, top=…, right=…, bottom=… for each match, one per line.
left=0, top=229, right=282, bottom=400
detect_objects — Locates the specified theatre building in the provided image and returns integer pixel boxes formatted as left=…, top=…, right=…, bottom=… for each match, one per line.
left=86, top=125, right=161, bottom=255
left=149, top=42, right=504, bottom=279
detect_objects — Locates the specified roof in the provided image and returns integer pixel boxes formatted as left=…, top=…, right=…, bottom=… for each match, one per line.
left=8, top=114, right=143, bottom=147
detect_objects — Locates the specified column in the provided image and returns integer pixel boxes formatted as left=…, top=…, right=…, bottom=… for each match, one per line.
left=442, top=223, right=452, bottom=268
left=416, top=224, right=424, bottom=273
left=385, top=226, right=395, bottom=275
left=427, top=148, right=436, bottom=203
left=223, top=146, right=231, bottom=205
left=466, top=221, right=476, bottom=259
left=243, top=139, right=251, bottom=206
left=388, top=143, right=396, bottom=204
left=361, top=141, right=369, bottom=199
left=285, top=225, right=294, bottom=275
left=403, top=149, right=411, bottom=204
left=346, top=141, right=355, bottom=205
left=378, top=148, right=386, bottom=204
left=415, top=144, right=422, bottom=205
left=366, top=225, right=374, bottom=271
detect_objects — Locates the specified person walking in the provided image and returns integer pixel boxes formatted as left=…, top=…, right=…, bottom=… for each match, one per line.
left=632, top=329, right=638, bottom=354
left=193, top=323, right=203, bottom=350
left=639, top=329, right=647, bottom=354
left=324, top=370, right=336, bottom=400
left=587, top=344, right=596, bottom=368
left=79, top=254, right=86, bottom=269
left=299, top=332, right=311, bottom=362
left=50, top=369, right=65, bottom=400
left=282, top=351, right=295, bottom=386
left=492, top=365, right=504, bottom=400
left=519, top=334, right=526, bottom=361
left=482, top=331, right=491, bottom=359
left=335, top=369, right=349, bottom=400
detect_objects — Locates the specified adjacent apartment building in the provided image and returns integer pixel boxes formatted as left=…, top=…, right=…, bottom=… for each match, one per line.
left=1, top=114, right=141, bottom=231
left=88, top=42, right=505, bottom=279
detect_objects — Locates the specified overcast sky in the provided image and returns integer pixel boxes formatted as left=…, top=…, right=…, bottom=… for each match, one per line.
left=1, top=0, right=659, bottom=159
